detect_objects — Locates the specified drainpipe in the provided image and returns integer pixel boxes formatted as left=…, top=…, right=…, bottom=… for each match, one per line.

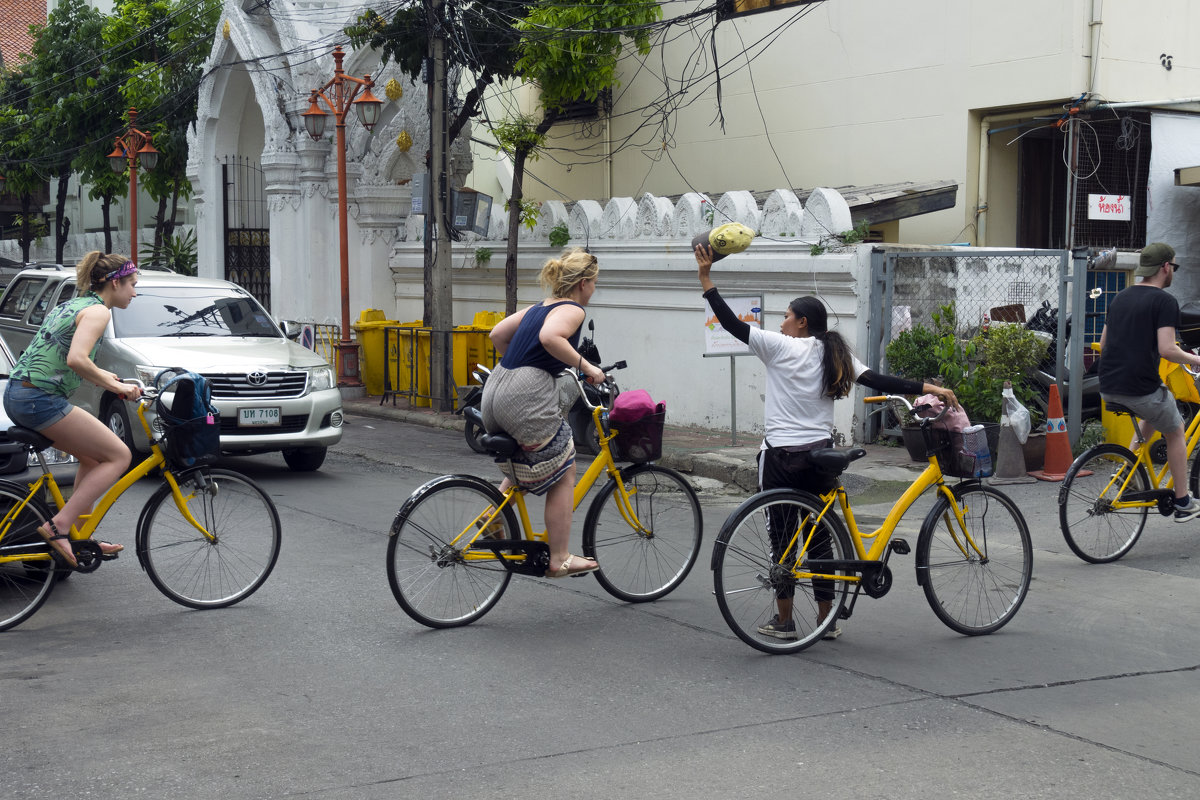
left=1086, top=0, right=1103, bottom=95
left=1092, top=97, right=1200, bottom=111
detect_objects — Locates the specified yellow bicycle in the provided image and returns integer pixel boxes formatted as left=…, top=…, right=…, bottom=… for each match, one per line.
left=1058, top=387, right=1200, bottom=562
left=0, top=379, right=281, bottom=631
left=712, top=395, right=1033, bottom=654
left=386, top=366, right=702, bottom=627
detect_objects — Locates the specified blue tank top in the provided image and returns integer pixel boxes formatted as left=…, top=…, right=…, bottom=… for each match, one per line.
left=500, top=301, right=584, bottom=374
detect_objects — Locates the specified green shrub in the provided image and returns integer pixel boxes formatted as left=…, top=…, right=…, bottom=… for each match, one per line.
left=885, top=326, right=941, bottom=381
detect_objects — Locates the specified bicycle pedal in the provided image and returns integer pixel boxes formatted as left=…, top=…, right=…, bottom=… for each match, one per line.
left=889, top=538, right=911, bottom=555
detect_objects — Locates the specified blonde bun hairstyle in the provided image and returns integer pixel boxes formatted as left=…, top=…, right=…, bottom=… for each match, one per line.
left=538, top=248, right=599, bottom=298
left=76, top=251, right=132, bottom=292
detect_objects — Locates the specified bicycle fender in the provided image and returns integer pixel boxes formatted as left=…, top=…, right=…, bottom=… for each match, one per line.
left=914, top=480, right=980, bottom=587
left=709, top=488, right=827, bottom=571
left=390, top=473, right=507, bottom=537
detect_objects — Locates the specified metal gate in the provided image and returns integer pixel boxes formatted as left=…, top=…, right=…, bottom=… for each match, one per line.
left=222, top=155, right=270, bottom=310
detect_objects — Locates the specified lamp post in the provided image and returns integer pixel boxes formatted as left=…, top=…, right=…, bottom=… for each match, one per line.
left=302, top=46, right=383, bottom=387
left=107, top=107, right=158, bottom=265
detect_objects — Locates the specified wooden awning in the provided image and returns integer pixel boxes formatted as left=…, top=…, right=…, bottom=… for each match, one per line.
left=1174, top=165, right=1200, bottom=186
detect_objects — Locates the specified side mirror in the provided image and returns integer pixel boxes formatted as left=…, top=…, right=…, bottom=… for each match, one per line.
left=279, top=320, right=302, bottom=341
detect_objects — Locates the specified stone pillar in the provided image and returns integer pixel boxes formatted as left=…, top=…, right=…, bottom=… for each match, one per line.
left=297, top=137, right=334, bottom=323
left=261, top=148, right=302, bottom=318
left=355, top=181, right=407, bottom=316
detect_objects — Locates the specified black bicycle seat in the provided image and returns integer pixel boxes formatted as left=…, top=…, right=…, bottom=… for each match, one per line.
left=462, top=406, right=521, bottom=457
left=7, top=426, right=53, bottom=452
left=809, top=447, right=868, bottom=476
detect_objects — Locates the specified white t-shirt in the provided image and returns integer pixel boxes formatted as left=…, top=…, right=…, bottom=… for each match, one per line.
left=747, top=327, right=867, bottom=448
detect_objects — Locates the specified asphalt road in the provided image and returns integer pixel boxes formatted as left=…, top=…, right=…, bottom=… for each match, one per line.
left=3, top=412, right=1200, bottom=799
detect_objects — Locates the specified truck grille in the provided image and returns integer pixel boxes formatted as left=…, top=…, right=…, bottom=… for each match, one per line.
left=205, top=371, right=308, bottom=400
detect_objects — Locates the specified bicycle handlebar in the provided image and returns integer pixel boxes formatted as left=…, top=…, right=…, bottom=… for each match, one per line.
left=864, top=393, right=951, bottom=424
left=569, top=360, right=626, bottom=410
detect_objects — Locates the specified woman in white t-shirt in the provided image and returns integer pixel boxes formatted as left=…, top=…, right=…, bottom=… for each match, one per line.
left=695, top=244, right=956, bottom=641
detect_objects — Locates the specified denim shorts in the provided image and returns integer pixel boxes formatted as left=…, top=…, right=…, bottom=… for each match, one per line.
left=3, top=381, right=73, bottom=431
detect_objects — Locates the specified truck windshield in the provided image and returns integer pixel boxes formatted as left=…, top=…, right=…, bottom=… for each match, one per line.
left=112, top=287, right=280, bottom=338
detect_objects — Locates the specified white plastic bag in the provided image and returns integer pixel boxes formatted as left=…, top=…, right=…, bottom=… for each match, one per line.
left=1001, top=382, right=1031, bottom=444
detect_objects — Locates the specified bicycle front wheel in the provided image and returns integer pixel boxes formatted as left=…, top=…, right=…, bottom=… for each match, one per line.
left=712, top=489, right=852, bottom=654
left=582, top=464, right=702, bottom=602
left=917, top=484, right=1032, bottom=635
left=387, top=475, right=517, bottom=628
left=137, top=468, right=281, bottom=609
left=0, top=485, right=57, bottom=632
left=1059, top=444, right=1149, bottom=563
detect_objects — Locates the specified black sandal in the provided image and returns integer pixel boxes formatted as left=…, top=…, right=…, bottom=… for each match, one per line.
left=36, top=521, right=77, bottom=566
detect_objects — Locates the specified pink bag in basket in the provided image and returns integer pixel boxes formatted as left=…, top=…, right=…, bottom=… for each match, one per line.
left=609, top=389, right=657, bottom=423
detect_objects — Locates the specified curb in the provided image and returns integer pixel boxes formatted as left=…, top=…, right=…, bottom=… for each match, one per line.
left=339, top=398, right=921, bottom=496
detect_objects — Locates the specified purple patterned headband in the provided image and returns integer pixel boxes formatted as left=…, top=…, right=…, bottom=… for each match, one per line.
left=102, top=261, right=137, bottom=282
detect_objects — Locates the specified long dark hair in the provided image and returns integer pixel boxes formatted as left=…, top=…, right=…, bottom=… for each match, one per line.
left=789, top=296, right=855, bottom=399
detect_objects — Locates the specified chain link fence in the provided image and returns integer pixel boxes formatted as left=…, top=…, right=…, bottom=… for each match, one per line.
left=867, top=248, right=1072, bottom=438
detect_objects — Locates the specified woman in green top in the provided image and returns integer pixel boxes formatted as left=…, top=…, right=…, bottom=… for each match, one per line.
left=3, top=251, right=142, bottom=566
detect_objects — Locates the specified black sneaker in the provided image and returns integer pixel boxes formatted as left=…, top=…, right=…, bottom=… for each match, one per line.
left=1175, top=495, right=1200, bottom=523
left=757, top=615, right=797, bottom=640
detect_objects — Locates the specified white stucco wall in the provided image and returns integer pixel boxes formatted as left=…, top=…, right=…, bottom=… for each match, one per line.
left=464, top=0, right=1200, bottom=249
left=387, top=236, right=875, bottom=443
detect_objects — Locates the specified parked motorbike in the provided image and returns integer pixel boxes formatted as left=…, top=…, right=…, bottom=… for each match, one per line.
left=1025, top=300, right=1103, bottom=423
left=457, top=320, right=619, bottom=455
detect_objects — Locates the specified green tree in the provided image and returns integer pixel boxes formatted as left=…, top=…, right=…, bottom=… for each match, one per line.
left=348, top=0, right=661, bottom=314
left=102, top=0, right=220, bottom=249
left=26, top=0, right=109, bottom=262
left=0, top=68, right=44, bottom=262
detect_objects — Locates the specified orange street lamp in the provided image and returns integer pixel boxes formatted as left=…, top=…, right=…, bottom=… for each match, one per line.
left=303, top=45, right=383, bottom=387
left=107, top=107, right=158, bottom=266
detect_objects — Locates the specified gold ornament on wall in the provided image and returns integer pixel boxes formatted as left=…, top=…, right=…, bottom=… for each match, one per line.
left=222, top=19, right=231, bottom=39
left=385, top=79, right=403, bottom=102
left=395, top=130, right=413, bottom=152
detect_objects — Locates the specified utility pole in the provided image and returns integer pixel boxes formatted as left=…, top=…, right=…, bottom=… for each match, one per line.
left=427, top=0, right=454, bottom=412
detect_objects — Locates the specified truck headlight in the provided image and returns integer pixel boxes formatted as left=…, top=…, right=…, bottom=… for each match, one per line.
left=309, top=365, right=335, bottom=392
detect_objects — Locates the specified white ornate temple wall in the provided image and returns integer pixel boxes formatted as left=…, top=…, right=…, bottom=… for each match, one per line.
left=387, top=187, right=875, bottom=440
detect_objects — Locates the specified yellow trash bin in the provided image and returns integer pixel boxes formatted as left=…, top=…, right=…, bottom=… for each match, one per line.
left=352, top=310, right=399, bottom=396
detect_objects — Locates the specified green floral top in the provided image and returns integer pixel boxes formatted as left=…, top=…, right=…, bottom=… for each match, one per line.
left=11, top=292, right=105, bottom=397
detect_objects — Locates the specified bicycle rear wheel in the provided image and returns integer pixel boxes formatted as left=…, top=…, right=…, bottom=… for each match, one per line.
left=712, top=489, right=852, bottom=654
left=387, top=475, right=518, bottom=628
left=1059, top=444, right=1149, bottom=563
left=917, top=484, right=1032, bottom=635
left=0, top=486, right=57, bottom=632
left=137, top=468, right=281, bottom=609
left=582, top=464, right=702, bottom=602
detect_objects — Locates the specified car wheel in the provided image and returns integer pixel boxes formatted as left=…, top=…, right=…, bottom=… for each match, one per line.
left=104, top=397, right=142, bottom=454
left=283, top=447, right=327, bottom=472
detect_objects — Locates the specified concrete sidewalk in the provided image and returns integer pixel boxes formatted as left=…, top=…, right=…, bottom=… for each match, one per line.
left=341, top=394, right=924, bottom=494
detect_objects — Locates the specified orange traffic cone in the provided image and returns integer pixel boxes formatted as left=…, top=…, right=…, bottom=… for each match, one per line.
left=1030, top=383, right=1072, bottom=481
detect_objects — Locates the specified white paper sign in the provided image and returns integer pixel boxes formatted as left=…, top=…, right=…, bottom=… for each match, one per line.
left=704, top=295, right=762, bottom=355
left=1088, top=194, right=1131, bottom=221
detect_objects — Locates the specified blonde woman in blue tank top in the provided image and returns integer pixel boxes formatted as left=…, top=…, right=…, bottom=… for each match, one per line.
left=3, top=252, right=142, bottom=566
left=483, top=248, right=605, bottom=577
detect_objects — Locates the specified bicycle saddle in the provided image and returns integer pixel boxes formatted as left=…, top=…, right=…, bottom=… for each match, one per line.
left=809, top=447, right=867, bottom=476
left=7, top=426, right=53, bottom=452
left=462, top=406, right=520, bottom=457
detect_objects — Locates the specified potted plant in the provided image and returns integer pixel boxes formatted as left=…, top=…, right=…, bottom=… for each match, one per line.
left=885, top=303, right=1048, bottom=464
